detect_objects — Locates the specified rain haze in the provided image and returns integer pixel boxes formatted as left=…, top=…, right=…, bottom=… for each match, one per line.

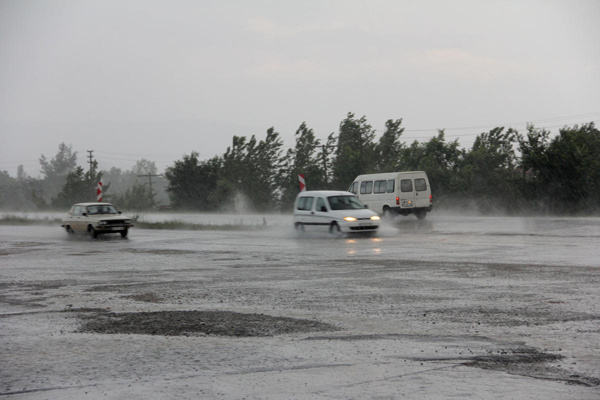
left=2, top=3, right=600, bottom=398
left=1, top=0, right=599, bottom=176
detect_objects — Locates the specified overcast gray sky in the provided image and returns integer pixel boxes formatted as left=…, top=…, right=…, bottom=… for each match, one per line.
left=1, top=0, right=599, bottom=177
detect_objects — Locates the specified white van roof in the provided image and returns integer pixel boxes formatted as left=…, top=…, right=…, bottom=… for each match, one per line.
left=354, top=171, right=427, bottom=181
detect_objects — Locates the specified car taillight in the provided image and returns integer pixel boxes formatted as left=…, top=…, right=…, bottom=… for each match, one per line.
left=396, top=197, right=399, bottom=205
left=429, top=195, right=433, bottom=204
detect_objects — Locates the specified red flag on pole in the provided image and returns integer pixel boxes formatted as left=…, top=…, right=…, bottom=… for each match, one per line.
left=298, top=174, right=306, bottom=192
left=97, top=181, right=103, bottom=202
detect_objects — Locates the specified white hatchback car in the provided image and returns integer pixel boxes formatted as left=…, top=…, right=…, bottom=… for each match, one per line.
left=293, top=190, right=380, bottom=234
left=61, top=202, right=134, bottom=238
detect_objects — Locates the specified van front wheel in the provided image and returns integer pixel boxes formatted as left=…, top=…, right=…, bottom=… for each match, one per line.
left=329, top=222, right=342, bottom=235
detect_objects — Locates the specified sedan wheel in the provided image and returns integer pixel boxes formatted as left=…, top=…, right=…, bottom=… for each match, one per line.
left=88, top=226, right=98, bottom=239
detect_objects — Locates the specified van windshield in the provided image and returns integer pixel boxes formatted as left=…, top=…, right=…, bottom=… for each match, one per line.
left=327, top=196, right=365, bottom=210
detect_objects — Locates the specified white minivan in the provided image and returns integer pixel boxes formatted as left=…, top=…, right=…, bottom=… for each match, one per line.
left=293, top=190, right=380, bottom=234
left=349, top=171, right=432, bottom=219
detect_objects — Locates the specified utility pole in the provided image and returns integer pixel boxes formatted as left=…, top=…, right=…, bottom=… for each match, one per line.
left=137, top=173, right=162, bottom=194
left=87, top=150, right=95, bottom=175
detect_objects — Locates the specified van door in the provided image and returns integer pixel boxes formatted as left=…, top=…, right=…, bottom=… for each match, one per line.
left=399, top=178, right=416, bottom=209
left=295, top=196, right=315, bottom=229
left=72, top=205, right=84, bottom=231
left=413, top=177, right=430, bottom=208
left=313, top=197, right=330, bottom=229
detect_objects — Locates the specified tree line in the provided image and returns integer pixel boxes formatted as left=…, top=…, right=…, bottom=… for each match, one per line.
left=164, top=113, right=599, bottom=214
left=0, top=144, right=166, bottom=212
left=1, top=112, right=599, bottom=215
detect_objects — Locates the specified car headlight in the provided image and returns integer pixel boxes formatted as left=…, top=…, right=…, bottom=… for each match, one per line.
left=98, top=221, right=107, bottom=225
left=343, top=216, right=357, bottom=222
left=370, top=216, right=380, bottom=221
left=124, top=219, right=132, bottom=224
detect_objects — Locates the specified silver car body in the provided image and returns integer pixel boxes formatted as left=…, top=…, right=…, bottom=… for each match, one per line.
left=293, top=190, right=380, bottom=234
left=61, top=202, right=134, bottom=238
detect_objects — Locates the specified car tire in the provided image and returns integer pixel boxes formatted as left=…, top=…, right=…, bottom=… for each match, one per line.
left=65, top=226, right=75, bottom=234
left=294, top=222, right=304, bottom=233
left=329, top=222, right=342, bottom=236
left=415, top=210, right=427, bottom=220
left=120, top=229, right=128, bottom=238
left=88, top=226, right=98, bottom=239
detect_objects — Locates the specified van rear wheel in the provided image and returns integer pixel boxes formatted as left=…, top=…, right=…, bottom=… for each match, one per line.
left=415, top=210, right=427, bottom=220
left=383, top=208, right=394, bottom=220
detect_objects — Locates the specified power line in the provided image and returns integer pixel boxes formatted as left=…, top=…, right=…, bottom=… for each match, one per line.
left=137, top=173, right=163, bottom=194
left=403, top=112, right=600, bottom=133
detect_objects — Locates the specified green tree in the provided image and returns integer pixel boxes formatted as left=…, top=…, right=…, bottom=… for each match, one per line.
left=132, top=159, right=158, bottom=175
left=164, top=152, right=221, bottom=210
left=39, top=143, right=78, bottom=202
left=537, top=123, right=600, bottom=212
left=213, top=130, right=286, bottom=212
left=278, top=122, right=328, bottom=209
left=400, top=130, right=465, bottom=204
left=215, top=136, right=248, bottom=209
left=515, top=124, right=552, bottom=209
left=111, top=181, right=155, bottom=212
left=331, top=112, right=377, bottom=188
left=51, top=162, right=103, bottom=209
left=0, top=170, right=32, bottom=210
left=374, top=119, right=405, bottom=172
left=462, top=127, right=519, bottom=212
left=252, top=128, right=284, bottom=211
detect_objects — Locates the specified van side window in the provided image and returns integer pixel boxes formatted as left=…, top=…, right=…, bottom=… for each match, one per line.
left=386, top=179, right=395, bottom=193
left=415, top=178, right=427, bottom=191
left=316, top=197, right=327, bottom=212
left=401, top=179, right=413, bottom=192
left=297, top=196, right=314, bottom=211
left=360, top=181, right=373, bottom=194
left=349, top=182, right=358, bottom=194
left=374, top=180, right=387, bottom=193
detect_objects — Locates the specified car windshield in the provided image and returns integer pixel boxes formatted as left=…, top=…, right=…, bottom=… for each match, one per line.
left=86, top=205, right=118, bottom=215
left=327, top=195, right=365, bottom=210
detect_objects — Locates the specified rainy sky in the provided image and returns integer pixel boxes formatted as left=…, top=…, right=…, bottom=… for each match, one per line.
left=1, top=0, right=599, bottom=176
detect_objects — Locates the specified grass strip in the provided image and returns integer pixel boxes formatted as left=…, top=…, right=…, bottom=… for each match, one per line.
left=135, top=220, right=268, bottom=231
left=0, top=215, right=61, bottom=225
left=0, top=215, right=269, bottom=231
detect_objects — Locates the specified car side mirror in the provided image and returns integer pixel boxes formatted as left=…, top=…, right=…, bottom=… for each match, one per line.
left=364, top=205, right=368, bottom=209
left=320, top=206, right=327, bottom=212
left=118, top=211, right=122, bottom=214
left=82, top=212, right=87, bottom=216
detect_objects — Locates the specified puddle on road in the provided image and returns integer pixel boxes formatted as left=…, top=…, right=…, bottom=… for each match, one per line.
left=305, top=333, right=599, bottom=388
left=76, top=309, right=338, bottom=337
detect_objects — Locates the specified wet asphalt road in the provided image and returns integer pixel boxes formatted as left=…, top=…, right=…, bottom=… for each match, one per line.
left=1, top=215, right=600, bottom=399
